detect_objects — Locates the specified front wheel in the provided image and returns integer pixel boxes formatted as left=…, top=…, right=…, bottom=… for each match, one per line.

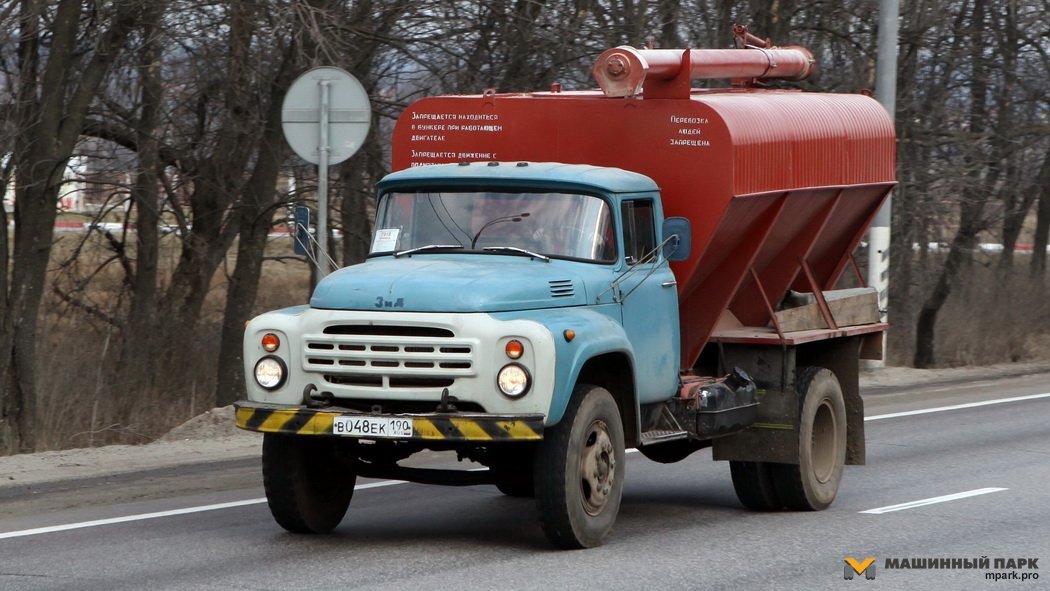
left=534, top=384, right=625, bottom=549
left=262, top=434, right=356, bottom=533
left=492, top=447, right=536, bottom=498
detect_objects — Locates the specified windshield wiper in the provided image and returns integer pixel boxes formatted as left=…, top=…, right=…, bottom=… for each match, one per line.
left=394, top=244, right=464, bottom=258
left=482, top=246, right=550, bottom=262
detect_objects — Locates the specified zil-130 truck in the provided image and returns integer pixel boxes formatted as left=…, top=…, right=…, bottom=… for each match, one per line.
left=235, top=30, right=895, bottom=548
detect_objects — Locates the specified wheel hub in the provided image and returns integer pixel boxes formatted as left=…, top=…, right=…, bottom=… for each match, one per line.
left=580, top=420, right=616, bottom=516
left=811, top=399, right=837, bottom=484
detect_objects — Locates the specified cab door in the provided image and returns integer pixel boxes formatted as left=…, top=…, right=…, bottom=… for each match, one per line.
left=617, top=198, right=681, bottom=403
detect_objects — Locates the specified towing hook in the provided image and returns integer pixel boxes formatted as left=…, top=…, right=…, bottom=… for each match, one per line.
left=437, top=387, right=459, bottom=413
left=304, top=383, right=334, bottom=408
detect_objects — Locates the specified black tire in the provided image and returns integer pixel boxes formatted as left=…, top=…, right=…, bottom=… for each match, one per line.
left=534, top=384, right=626, bottom=549
left=496, top=476, right=535, bottom=498
left=492, top=448, right=536, bottom=498
left=262, top=434, right=356, bottom=533
left=770, top=367, right=847, bottom=510
left=730, top=460, right=782, bottom=511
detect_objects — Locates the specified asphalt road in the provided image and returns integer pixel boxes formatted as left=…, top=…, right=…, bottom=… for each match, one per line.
left=1, top=372, right=1048, bottom=591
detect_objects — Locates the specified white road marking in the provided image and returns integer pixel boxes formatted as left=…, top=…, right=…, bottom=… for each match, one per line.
left=0, top=479, right=405, bottom=540
left=3, top=392, right=1044, bottom=540
left=865, top=392, right=1050, bottom=422
left=860, top=487, right=1008, bottom=514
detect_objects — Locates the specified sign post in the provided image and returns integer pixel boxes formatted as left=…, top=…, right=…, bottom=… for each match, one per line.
left=282, top=67, right=371, bottom=277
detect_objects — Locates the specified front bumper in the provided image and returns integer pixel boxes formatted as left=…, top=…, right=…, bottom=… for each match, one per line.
left=234, top=401, right=544, bottom=442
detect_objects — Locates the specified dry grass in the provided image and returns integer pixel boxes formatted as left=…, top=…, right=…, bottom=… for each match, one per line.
left=32, top=232, right=313, bottom=452
left=934, top=270, right=1050, bottom=366
left=887, top=254, right=1050, bottom=367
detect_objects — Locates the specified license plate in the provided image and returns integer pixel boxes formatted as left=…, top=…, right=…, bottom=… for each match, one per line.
left=332, top=416, right=413, bottom=439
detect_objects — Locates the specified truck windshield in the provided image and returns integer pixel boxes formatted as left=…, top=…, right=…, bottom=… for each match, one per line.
left=372, top=190, right=616, bottom=262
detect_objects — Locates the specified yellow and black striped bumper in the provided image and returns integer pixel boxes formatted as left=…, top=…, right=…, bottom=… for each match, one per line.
left=234, top=401, right=544, bottom=442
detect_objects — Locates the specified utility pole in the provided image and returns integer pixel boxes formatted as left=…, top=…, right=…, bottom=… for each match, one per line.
left=868, top=0, right=899, bottom=366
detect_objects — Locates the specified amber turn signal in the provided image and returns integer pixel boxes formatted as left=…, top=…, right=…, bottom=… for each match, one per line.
left=261, top=333, right=280, bottom=352
left=505, top=339, right=524, bottom=359
left=563, top=329, right=576, bottom=342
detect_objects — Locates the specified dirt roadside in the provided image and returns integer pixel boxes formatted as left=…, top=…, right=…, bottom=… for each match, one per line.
left=2, top=360, right=1049, bottom=494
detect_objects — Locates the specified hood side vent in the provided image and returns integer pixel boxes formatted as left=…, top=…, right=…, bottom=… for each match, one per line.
left=549, top=279, right=575, bottom=298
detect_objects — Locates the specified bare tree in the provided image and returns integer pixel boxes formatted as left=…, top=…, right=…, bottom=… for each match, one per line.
left=1, top=1, right=139, bottom=453
left=914, top=0, right=998, bottom=367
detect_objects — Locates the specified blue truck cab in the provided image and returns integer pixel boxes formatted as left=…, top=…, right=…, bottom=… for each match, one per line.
left=236, top=162, right=699, bottom=547
left=240, top=162, right=685, bottom=423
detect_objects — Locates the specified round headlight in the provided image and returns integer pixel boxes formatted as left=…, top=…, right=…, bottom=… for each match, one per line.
left=254, top=356, right=286, bottom=390
left=497, top=363, right=530, bottom=398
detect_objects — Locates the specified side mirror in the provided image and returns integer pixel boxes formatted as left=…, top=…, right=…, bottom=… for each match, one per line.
left=662, top=217, right=691, bottom=262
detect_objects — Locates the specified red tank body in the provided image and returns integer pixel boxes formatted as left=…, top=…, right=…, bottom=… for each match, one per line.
left=391, top=71, right=895, bottom=369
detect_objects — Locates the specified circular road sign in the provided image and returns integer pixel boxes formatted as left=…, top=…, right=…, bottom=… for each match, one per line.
left=282, top=67, right=371, bottom=165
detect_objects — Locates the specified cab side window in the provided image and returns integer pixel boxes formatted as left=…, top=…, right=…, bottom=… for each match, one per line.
left=621, top=199, right=656, bottom=265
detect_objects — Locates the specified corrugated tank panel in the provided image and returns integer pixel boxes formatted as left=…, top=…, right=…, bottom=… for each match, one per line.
left=696, top=92, right=895, bottom=194
left=834, top=96, right=897, bottom=184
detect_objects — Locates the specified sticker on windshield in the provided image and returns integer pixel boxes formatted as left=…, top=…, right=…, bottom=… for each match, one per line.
left=371, top=228, right=400, bottom=252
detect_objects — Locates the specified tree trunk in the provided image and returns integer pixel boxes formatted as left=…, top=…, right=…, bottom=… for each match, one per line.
left=339, top=128, right=383, bottom=267
left=656, top=0, right=682, bottom=48
left=118, top=6, right=163, bottom=421
left=994, top=1, right=1022, bottom=274
left=0, top=0, right=137, bottom=453
left=1030, top=147, right=1050, bottom=280
left=997, top=189, right=1031, bottom=272
left=913, top=209, right=981, bottom=367
left=215, top=50, right=295, bottom=407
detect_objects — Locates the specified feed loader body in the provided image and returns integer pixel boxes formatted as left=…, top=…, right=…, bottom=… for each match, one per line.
left=235, top=37, right=896, bottom=548
left=394, top=89, right=895, bottom=368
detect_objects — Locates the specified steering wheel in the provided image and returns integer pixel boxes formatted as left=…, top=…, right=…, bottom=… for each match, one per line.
left=547, top=224, right=589, bottom=254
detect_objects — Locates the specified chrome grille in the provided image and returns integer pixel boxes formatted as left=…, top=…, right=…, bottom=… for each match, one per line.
left=303, top=325, right=476, bottom=389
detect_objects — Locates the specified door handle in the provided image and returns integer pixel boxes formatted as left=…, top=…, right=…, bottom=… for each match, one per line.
left=661, top=280, right=677, bottom=288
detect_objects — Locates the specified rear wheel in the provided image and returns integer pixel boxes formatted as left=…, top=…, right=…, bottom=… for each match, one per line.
left=534, top=384, right=625, bottom=548
left=730, top=460, right=781, bottom=510
left=770, top=367, right=847, bottom=510
left=262, top=434, right=356, bottom=533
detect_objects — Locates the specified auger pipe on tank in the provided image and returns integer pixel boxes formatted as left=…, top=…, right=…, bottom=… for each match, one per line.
left=592, top=44, right=815, bottom=98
